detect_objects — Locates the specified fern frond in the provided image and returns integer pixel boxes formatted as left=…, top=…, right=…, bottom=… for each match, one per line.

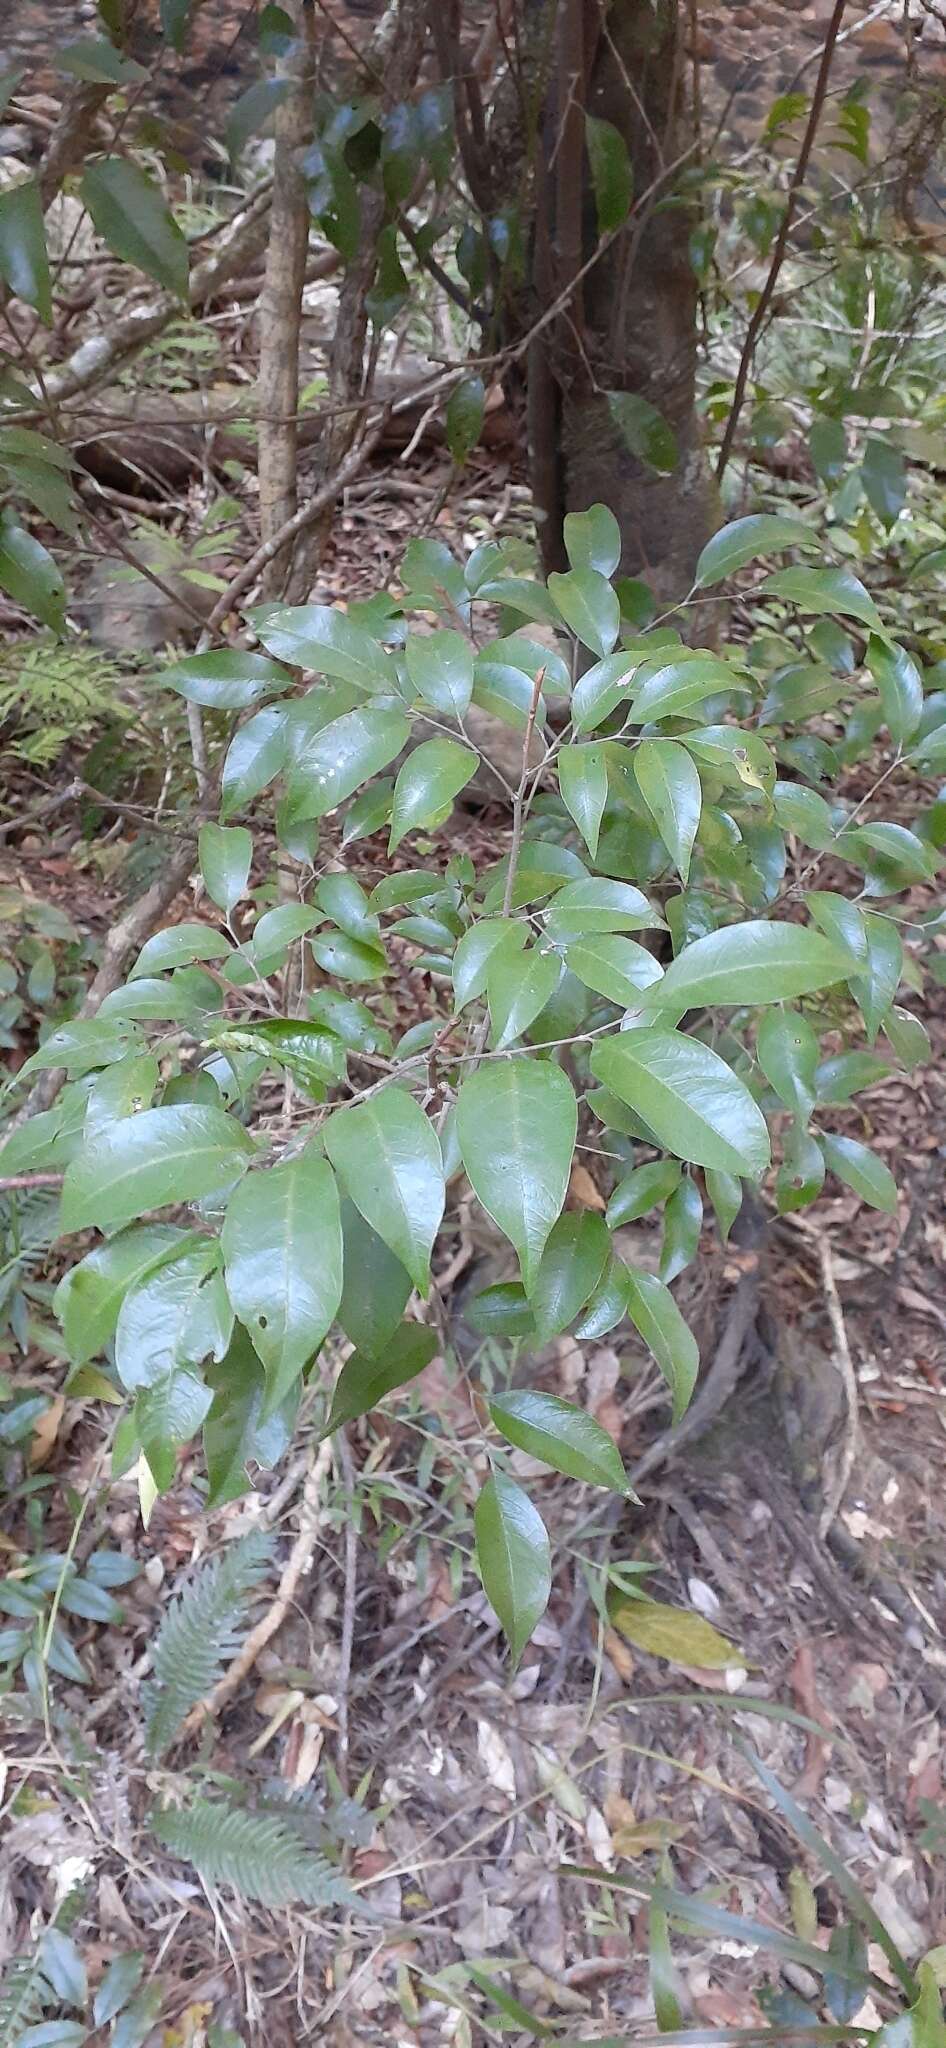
left=143, top=1530, right=272, bottom=1756
left=151, top=1799, right=353, bottom=1909
left=0, top=1951, right=51, bottom=2047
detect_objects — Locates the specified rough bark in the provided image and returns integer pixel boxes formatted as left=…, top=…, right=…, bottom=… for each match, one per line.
left=257, top=0, right=317, bottom=599
left=504, top=0, right=720, bottom=606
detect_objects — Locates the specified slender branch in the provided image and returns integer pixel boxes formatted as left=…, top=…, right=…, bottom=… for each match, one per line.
left=715, top=0, right=848, bottom=482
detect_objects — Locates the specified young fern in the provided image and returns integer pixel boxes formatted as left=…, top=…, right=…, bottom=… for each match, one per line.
left=143, top=1528, right=272, bottom=1756
left=150, top=1799, right=353, bottom=1909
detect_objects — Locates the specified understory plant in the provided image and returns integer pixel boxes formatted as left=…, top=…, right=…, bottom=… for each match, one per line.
left=2, top=502, right=942, bottom=1659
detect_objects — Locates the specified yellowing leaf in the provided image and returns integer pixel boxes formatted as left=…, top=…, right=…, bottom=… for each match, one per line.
left=610, top=1595, right=744, bottom=1670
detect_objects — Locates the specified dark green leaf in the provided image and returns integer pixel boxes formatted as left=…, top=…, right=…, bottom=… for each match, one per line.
left=821, top=1133, right=897, bottom=1214
left=389, top=738, right=478, bottom=851
left=226, top=76, right=290, bottom=160
left=867, top=637, right=922, bottom=745
left=456, top=1061, right=577, bottom=1291
left=453, top=918, right=525, bottom=1009
left=529, top=1212, right=611, bottom=1342
left=324, top=1089, right=444, bottom=1293
left=163, top=650, right=289, bottom=711
left=635, top=740, right=702, bottom=883
left=221, top=707, right=288, bottom=818
left=199, top=822, right=252, bottom=915
left=93, top=1952, right=145, bottom=2026
left=559, top=743, right=610, bottom=860
left=204, top=1330, right=297, bottom=1509
left=585, top=115, right=633, bottom=232
left=487, top=943, right=562, bottom=1050
left=566, top=933, right=663, bottom=1007
left=55, top=1224, right=187, bottom=1365
left=0, top=177, right=51, bottom=322
left=491, top=1389, right=628, bottom=1491
left=606, top=391, right=678, bottom=473
left=756, top=1007, right=818, bottom=1118
left=563, top=504, right=622, bottom=579
left=222, top=1148, right=342, bottom=1409
left=861, top=437, right=906, bottom=528
left=60, top=1105, right=255, bottom=1234
left=632, top=655, right=736, bottom=724
left=0, top=512, right=65, bottom=631
left=548, top=567, right=620, bottom=658
left=648, top=920, right=852, bottom=1012
left=607, top=1159, right=681, bottom=1226
left=252, top=601, right=395, bottom=690
left=591, top=1031, right=770, bottom=1177
left=322, top=1322, right=438, bottom=1434
left=287, top=705, right=410, bottom=823
left=809, top=416, right=847, bottom=483
left=81, top=158, right=188, bottom=298
left=337, top=1199, right=411, bottom=1357
left=544, top=877, right=660, bottom=939
left=660, top=1177, right=702, bottom=1283
left=624, top=1269, right=699, bottom=1421
left=405, top=627, right=474, bottom=718
left=475, top=1471, right=551, bottom=1666
left=694, top=514, right=818, bottom=588
left=760, top=566, right=883, bottom=632
left=445, top=375, right=486, bottom=464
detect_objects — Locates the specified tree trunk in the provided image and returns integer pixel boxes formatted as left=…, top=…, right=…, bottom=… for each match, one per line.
left=516, top=0, right=720, bottom=604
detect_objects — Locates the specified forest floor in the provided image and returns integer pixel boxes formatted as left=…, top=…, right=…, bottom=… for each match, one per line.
left=2, top=443, right=945, bottom=2048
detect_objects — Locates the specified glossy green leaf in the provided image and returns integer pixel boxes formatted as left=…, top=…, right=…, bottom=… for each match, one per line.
left=204, top=1330, right=297, bottom=1509
left=0, top=513, right=65, bottom=631
left=0, top=177, right=51, bottom=321
left=389, top=738, right=478, bottom=851
left=558, top=743, right=610, bottom=859
left=59, top=36, right=147, bottom=82
left=322, top=1322, right=438, bottom=1435
left=571, top=650, right=640, bottom=731
left=208, top=1020, right=345, bottom=1095
left=861, top=436, right=906, bottom=529
left=60, top=1105, right=255, bottom=1234
left=336, top=1199, right=411, bottom=1358
left=815, top=1050, right=889, bottom=1103
left=131, top=923, right=230, bottom=980
left=632, top=656, right=736, bottom=724
left=884, top=1005, right=930, bottom=1069
left=624, top=1270, right=699, bottom=1421
left=251, top=903, right=322, bottom=965
left=456, top=1061, right=577, bottom=1291
left=163, top=650, right=289, bottom=710
left=867, top=636, right=923, bottom=745
left=606, top=1159, right=680, bottom=1227
left=488, top=942, right=562, bottom=1049
left=81, top=158, right=188, bottom=298
left=694, top=514, right=818, bottom=587
left=287, top=705, right=410, bottom=823
left=821, top=1133, right=897, bottom=1214
left=491, top=1388, right=628, bottom=1491
left=114, top=1240, right=220, bottom=1390
left=635, top=739, right=702, bottom=883
left=85, top=1053, right=159, bottom=1138
left=18, top=1014, right=138, bottom=1079
left=221, top=707, right=288, bottom=817
left=40, top=1928, right=87, bottom=2009
left=585, top=115, right=633, bottom=233
left=453, top=918, right=526, bottom=1008
left=548, top=567, right=620, bottom=658
left=199, top=822, right=252, bottom=915
left=660, top=1177, right=703, bottom=1283
left=252, top=601, right=394, bottom=690
left=705, top=1166, right=742, bottom=1242
left=55, top=1225, right=186, bottom=1365
left=807, top=889, right=868, bottom=966
left=475, top=1471, right=551, bottom=1667
left=405, top=628, right=474, bottom=718
left=137, top=1365, right=213, bottom=1489
left=606, top=390, right=678, bottom=474
left=844, top=821, right=936, bottom=884
left=529, top=1211, right=611, bottom=1342
left=591, top=1030, right=770, bottom=1177
left=847, top=911, right=902, bottom=1042
left=566, top=933, right=663, bottom=1007
left=648, top=920, right=852, bottom=1012
left=756, top=1007, right=819, bottom=1118
left=760, top=566, right=883, bottom=632
left=222, top=1148, right=342, bottom=1408
left=93, top=1952, right=146, bottom=2027
left=573, top=1255, right=631, bottom=1339
left=563, top=503, right=622, bottom=579
left=544, top=877, right=660, bottom=939
left=324, top=1088, right=444, bottom=1293
left=310, top=929, right=386, bottom=981
left=776, top=1120, right=826, bottom=1213
left=445, top=374, right=485, bottom=465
